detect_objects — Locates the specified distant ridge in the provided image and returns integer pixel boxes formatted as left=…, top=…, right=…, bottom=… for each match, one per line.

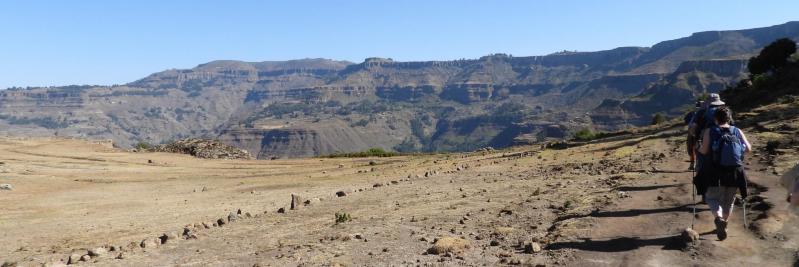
left=1, top=21, right=797, bottom=158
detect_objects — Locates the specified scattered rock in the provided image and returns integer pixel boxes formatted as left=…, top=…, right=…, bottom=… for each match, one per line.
left=79, top=255, right=91, bottom=262
left=182, top=227, right=194, bottom=237
left=336, top=191, right=347, bottom=197
left=681, top=228, right=700, bottom=246
left=68, top=254, right=81, bottom=265
left=228, top=212, right=239, bottom=222
left=369, top=160, right=377, bottom=166
left=0, top=184, right=12, bottom=191
left=140, top=237, right=159, bottom=248
left=217, top=217, right=227, bottom=226
left=277, top=207, right=286, bottom=213
left=159, top=232, right=179, bottom=244
left=524, top=242, right=542, bottom=253
left=87, top=247, right=107, bottom=257
left=115, top=252, right=126, bottom=259
left=291, top=194, right=302, bottom=210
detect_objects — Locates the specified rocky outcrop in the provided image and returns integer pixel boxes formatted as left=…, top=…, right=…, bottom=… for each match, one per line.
left=219, top=124, right=399, bottom=159
left=595, top=59, right=749, bottom=127
left=149, top=139, right=252, bottom=159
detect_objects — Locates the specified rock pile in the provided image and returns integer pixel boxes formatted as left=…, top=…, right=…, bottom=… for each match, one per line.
left=148, top=138, right=252, bottom=160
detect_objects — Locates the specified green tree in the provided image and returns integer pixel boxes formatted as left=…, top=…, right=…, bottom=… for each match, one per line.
left=747, top=38, right=797, bottom=76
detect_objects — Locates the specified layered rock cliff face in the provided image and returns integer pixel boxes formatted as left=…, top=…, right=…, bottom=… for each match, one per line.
left=1, top=22, right=797, bottom=158
left=592, top=59, right=749, bottom=128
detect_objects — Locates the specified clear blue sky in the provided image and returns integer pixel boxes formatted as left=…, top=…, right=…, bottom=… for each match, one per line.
left=1, top=0, right=797, bottom=88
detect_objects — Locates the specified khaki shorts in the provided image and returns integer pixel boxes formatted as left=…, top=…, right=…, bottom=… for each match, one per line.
left=706, top=186, right=737, bottom=217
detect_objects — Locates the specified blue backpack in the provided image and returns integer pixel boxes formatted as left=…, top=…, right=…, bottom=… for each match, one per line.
left=710, top=126, right=744, bottom=167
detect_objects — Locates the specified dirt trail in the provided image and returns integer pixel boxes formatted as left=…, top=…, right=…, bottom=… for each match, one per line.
left=1, top=131, right=797, bottom=266
left=559, top=137, right=798, bottom=267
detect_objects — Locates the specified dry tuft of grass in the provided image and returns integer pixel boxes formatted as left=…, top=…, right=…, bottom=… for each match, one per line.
left=427, top=236, right=472, bottom=255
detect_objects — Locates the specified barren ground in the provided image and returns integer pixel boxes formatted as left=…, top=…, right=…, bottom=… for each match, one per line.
left=1, top=123, right=797, bottom=266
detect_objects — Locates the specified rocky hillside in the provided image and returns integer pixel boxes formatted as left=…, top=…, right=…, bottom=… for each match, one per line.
left=1, top=22, right=798, bottom=158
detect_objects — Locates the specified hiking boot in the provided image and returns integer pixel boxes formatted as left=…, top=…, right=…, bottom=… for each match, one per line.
left=715, top=217, right=728, bottom=241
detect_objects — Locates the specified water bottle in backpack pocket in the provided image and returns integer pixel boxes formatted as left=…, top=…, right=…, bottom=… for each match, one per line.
left=711, top=126, right=744, bottom=167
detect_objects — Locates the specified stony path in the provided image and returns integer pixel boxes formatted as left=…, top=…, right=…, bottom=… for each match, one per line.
left=559, top=134, right=798, bottom=267
left=3, top=129, right=797, bottom=267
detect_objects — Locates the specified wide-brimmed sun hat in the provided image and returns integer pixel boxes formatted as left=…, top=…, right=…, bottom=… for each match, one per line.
left=708, top=93, right=725, bottom=106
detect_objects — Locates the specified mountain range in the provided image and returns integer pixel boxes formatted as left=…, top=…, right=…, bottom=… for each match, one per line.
left=1, top=21, right=797, bottom=158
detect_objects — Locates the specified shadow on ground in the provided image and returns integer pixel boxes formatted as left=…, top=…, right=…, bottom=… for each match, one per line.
left=616, top=184, right=682, bottom=192
left=546, top=235, right=684, bottom=252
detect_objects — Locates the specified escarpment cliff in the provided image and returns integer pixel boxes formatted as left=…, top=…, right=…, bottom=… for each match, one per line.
left=1, top=22, right=796, bottom=158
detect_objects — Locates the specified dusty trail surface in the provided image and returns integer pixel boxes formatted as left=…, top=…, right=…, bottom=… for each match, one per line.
left=1, top=127, right=797, bottom=266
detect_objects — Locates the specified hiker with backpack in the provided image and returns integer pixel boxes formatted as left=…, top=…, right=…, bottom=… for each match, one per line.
left=691, top=94, right=729, bottom=199
left=698, top=106, right=751, bottom=240
left=684, top=101, right=704, bottom=170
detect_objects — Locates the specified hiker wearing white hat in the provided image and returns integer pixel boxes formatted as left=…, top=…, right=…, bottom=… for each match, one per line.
left=707, top=93, right=726, bottom=106
left=690, top=93, right=731, bottom=207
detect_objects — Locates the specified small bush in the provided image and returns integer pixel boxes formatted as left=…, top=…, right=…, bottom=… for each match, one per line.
left=651, top=113, right=666, bottom=125
left=563, top=200, right=573, bottom=209
left=351, top=119, right=369, bottom=127
left=334, top=211, right=352, bottom=224
left=573, top=128, right=596, bottom=141
left=134, top=142, right=152, bottom=150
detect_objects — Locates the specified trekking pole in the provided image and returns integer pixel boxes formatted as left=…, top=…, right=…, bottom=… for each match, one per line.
left=690, top=165, right=697, bottom=229
left=691, top=183, right=697, bottom=229
left=742, top=197, right=748, bottom=229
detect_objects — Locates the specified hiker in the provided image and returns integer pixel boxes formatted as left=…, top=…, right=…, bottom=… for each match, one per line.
left=781, top=163, right=799, bottom=214
left=684, top=101, right=704, bottom=170
left=689, top=94, right=730, bottom=141
left=698, top=106, right=751, bottom=240
left=691, top=94, right=728, bottom=199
